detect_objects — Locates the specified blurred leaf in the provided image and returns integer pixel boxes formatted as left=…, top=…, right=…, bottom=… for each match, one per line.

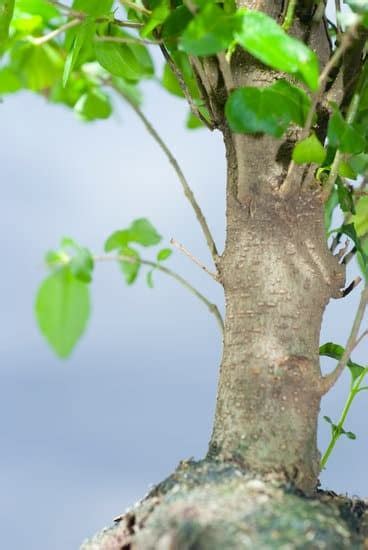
left=141, top=0, right=170, bottom=37
left=72, top=0, right=113, bottom=17
left=162, top=4, right=192, bottom=38
left=104, top=229, right=131, bottom=252
left=119, top=245, right=140, bottom=284
left=352, top=196, right=368, bottom=236
left=129, top=218, right=162, bottom=246
left=146, top=269, right=154, bottom=288
left=15, top=0, right=59, bottom=20
left=348, top=153, right=368, bottom=176
left=69, top=247, right=94, bottom=283
left=235, top=10, right=319, bottom=90
left=74, top=88, right=112, bottom=120
left=328, top=109, right=366, bottom=154
left=186, top=111, right=204, bottom=129
left=0, top=65, right=21, bottom=93
left=12, top=42, right=63, bottom=91
left=63, top=17, right=95, bottom=86
left=292, top=133, right=326, bottom=164
left=157, top=248, right=172, bottom=261
left=35, top=267, right=90, bottom=358
left=0, top=0, right=15, bottom=52
left=336, top=178, right=355, bottom=214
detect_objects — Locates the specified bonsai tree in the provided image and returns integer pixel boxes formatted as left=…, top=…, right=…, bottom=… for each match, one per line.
left=2, top=0, right=368, bottom=546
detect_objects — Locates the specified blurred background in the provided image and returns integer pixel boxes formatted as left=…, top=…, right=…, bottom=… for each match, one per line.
left=1, top=59, right=367, bottom=549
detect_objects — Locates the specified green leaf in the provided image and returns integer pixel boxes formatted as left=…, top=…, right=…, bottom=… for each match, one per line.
left=0, top=0, right=15, bottom=52
left=129, top=218, right=162, bottom=246
left=161, top=51, right=200, bottom=99
left=104, top=229, right=131, bottom=252
left=352, top=196, right=368, bottom=237
left=186, top=111, right=204, bottom=129
left=162, top=5, right=192, bottom=38
left=226, top=80, right=311, bottom=137
left=336, top=178, right=355, bottom=214
left=15, top=0, right=59, bottom=20
left=146, top=269, right=154, bottom=288
left=141, top=0, right=170, bottom=37
left=181, top=3, right=240, bottom=56
left=328, top=109, right=366, bottom=154
left=95, top=40, right=151, bottom=81
left=339, top=223, right=367, bottom=276
left=74, top=88, right=112, bottom=121
left=0, top=66, right=21, bottom=93
left=119, top=245, right=140, bottom=284
left=72, top=0, right=113, bottom=17
left=338, top=160, right=356, bottom=179
left=319, top=342, right=365, bottom=382
left=292, top=133, right=326, bottom=164
left=348, top=153, right=368, bottom=176
left=157, top=248, right=172, bottom=261
left=323, top=415, right=333, bottom=425
left=345, top=431, right=357, bottom=440
left=235, top=10, right=319, bottom=91
left=35, top=267, right=90, bottom=358
left=63, top=17, right=95, bottom=87
left=324, top=185, right=339, bottom=233
left=69, top=247, right=94, bottom=283
left=11, top=42, right=63, bottom=91
left=346, top=0, right=368, bottom=14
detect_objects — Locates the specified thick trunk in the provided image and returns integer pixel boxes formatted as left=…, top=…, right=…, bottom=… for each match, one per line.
left=208, top=135, right=344, bottom=492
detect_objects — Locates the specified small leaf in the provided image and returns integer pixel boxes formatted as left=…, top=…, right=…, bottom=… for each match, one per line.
left=119, top=245, right=140, bottom=284
left=328, top=109, right=366, bottom=154
left=319, top=342, right=365, bottom=382
left=129, top=218, right=162, bottom=246
left=292, top=133, right=326, bottom=164
left=345, top=431, right=357, bottom=440
left=352, top=196, right=368, bottom=237
left=323, top=415, right=333, bottom=425
left=63, top=17, right=95, bottom=86
left=157, top=248, right=172, bottom=261
left=95, top=39, right=153, bottom=81
left=74, top=88, right=112, bottom=121
left=235, top=10, right=319, bottom=90
left=336, top=178, right=355, bottom=214
left=69, top=247, right=94, bottom=283
left=35, top=267, right=90, bottom=358
left=146, top=269, right=154, bottom=288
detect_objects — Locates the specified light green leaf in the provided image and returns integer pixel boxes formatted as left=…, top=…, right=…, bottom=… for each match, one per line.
left=141, top=0, right=170, bottom=37
left=35, top=267, right=90, bottom=358
left=0, top=0, right=15, bottom=52
left=74, top=88, right=112, bottom=121
left=104, top=229, right=131, bottom=252
left=225, top=80, right=310, bottom=137
left=292, top=133, right=326, bottom=164
left=12, top=43, right=63, bottom=91
left=72, top=0, right=113, bottom=17
left=146, top=269, right=154, bottom=288
left=0, top=66, right=21, bottom=93
left=15, top=0, right=59, bottom=20
left=352, top=196, right=368, bottom=237
left=95, top=39, right=152, bottom=81
left=129, top=218, right=162, bottom=246
left=63, top=17, right=95, bottom=86
left=235, top=10, right=319, bottom=91
left=119, top=245, right=140, bottom=284
left=157, top=248, right=172, bottom=261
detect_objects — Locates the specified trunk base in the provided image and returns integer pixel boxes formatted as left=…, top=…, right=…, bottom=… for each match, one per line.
left=81, top=459, right=368, bottom=549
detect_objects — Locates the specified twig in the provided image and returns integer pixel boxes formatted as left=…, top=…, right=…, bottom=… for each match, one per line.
left=119, top=0, right=151, bottom=15
left=158, top=44, right=215, bottom=130
left=94, top=254, right=224, bottom=335
left=30, top=18, right=81, bottom=45
left=46, top=0, right=143, bottom=28
left=280, top=20, right=361, bottom=195
left=282, top=0, right=297, bottom=31
left=170, top=238, right=219, bottom=281
left=95, top=34, right=159, bottom=46
left=109, top=81, right=219, bottom=264
left=321, top=284, right=368, bottom=393
left=354, top=329, right=368, bottom=349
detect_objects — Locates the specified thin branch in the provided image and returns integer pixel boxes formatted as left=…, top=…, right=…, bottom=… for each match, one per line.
left=94, top=254, right=224, bottom=335
left=170, top=238, right=219, bottom=282
left=30, top=18, right=81, bottom=45
left=321, top=284, right=368, bottom=393
left=95, top=34, right=159, bottom=46
left=119, top=0, right=151, bottom=15
left=109, top=81, right=219, bottom=264
left=158, top=44, right=215, bottom=130
left=46, top=0, right=143, bottom=28
left=282, top=0, right=297, bottom=31
left=354, top=329, right=368, bottom=349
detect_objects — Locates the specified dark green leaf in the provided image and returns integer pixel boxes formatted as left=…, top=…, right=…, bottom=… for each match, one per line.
left=226, top=80, right=311, bottom=137
left=63, top=17, right=95, bottom=86
left=162, top=5, right=192, bottom=38
left=35, top=267, right=90, bottom=358
left=235, top=10, right=319, bottom=90
left=119, top=245, right=140, bottom=284
left=74, top=88, right=112, bottom=121
left=323, top=415, right=333, bottom=425
left=348, top=153, right=368, bottom=176
left=319, top=341, right=365, bottom=382
left=345, top=431, right=357, bottom=440
left=336, top=178, right=355, bottom=214
left=292, top=133, right=326, bottom=164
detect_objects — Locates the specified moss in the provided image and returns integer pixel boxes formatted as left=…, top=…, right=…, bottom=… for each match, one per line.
left=81, top=460, right=368, bottom=550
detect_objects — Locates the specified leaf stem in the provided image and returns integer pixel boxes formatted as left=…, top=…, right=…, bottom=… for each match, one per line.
left=94, top=254, right=224, bottom=335
left=31, top=18, right=81, bottom=45
left=282, top=0, right=297, bottom=31
left=109, top=81, right=219, bottom=266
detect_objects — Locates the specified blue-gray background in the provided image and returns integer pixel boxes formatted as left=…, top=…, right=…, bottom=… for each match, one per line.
left=1, top=72, right=367, bottom=549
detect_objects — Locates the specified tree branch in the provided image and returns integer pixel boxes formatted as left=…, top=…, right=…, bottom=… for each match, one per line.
left=170, top=238, right=219, bottom=281
left=321, top=284, right=368, bottom=394
left=94, top=254, right=224, bottom=335
left=109, top=81, right=219, bottom=265
left=31, top=18, right=81, bottom=45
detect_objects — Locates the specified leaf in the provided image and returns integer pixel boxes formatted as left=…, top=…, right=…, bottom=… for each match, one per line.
left=0, top=0, right=15, bottom=52
left=35, top=267, right=90, bottom=358
left=119, top=245, right=140, bottom=284
left=141, top=0, right=170, bottom=37
left=157, top=248, right=172, bottom=261
left=180, top=3, right=240, bottom=56
left=319, top=342, right=365, bottom=382
left=336, top=178, right=355, bottom=214
left=72, top=0, right=113, bottom=17
left=346, top=0, right=368, bottom=14
left=95, top=39, right=152, bottom=81
left=129, top=218, right=162, bottom=246
left=292, top=133, right=326, bottom=164
left=69, top=247, right=94, bottom=283
left=235, top=10, right=319, bottom=91
left=15, top=0, right=59, bottom=20
left=0, top=66, right=21, bottom=93
left=328, top=109, right=366, bottom=154
left=12, top=43, right=63, bottom=91
left=352, top=196, right=368, bottom=237
left=226, top=80, right=311, bottom=137
left=186, top=111, right=204, bottom=129
left=323, top=415, right=333, bottom=425
left=63, top=17, right=95, bottom=87
left=162, top=5, right=192, bottom=38
left=338, top=160, right=356, bottom=179
left=345, top=431, right=357, bottom=440
left=161, top=51, right=200, bottom=99
left=104, top=229, right=131, bottom=252
left=74, top=88, right=112, bottom=121
left=146, top=269, right=154, bottom=288
left=348, top=153, right=368, bottom=176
